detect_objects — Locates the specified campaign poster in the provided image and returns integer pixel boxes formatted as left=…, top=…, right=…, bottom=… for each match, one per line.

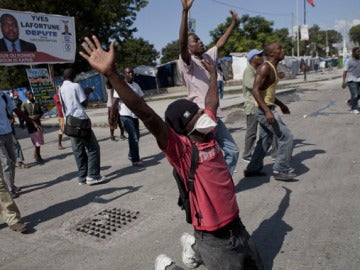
left=0, top=9, right=76, bottom=65
left=26, top=68, right=56, bottom=112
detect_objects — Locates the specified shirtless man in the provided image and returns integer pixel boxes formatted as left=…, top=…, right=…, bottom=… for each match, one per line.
left=244, top=42, right=296, bottom=181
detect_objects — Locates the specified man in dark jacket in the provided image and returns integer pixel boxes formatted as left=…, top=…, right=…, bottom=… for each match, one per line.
left=0, top=13, right=37, bottom=52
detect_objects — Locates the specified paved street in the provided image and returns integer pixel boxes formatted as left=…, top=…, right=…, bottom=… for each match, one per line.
left=2, top=68, right=360, bottom=270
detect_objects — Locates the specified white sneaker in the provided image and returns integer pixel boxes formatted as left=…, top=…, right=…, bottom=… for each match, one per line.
left=155, top=254, right=174, bottom=270
left=351, top=109, right=360, bottom=114
left=86, top=176, right=106, bottom=185
left=180, top=232, right=200, bottom=268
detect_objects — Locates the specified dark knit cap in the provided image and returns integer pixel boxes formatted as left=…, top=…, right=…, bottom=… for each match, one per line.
left=165, top=99, right=199, bottom=134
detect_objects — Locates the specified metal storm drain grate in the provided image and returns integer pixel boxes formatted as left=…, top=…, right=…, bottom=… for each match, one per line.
left=75, top=208, right=140, bottom=239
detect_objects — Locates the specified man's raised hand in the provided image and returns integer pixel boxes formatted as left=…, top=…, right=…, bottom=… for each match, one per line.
left=181, top=0, right=194, bottom=11
left=79, top=35, right=116, bottom=77
left=229, top=10, right=240, bottom=25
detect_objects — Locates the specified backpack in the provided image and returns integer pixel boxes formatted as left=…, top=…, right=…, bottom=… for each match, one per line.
left=172, top=142, right=201, bottom=224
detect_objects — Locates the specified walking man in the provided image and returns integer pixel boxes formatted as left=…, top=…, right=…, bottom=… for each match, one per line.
left=244, top=42, right=295, bottom=181
left=342, top=47, right=360, bottom=114
left=242, top=49, right=264, bottom=162
left=59, top=68, right=106, bottom=185
left=111, top=67, right=144, bottom=167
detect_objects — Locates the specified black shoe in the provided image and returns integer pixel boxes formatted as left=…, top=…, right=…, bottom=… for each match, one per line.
left=243, top=170, right=266, bottom=177
left=35, top=157, right=45, bottom=163
left=11, top=190, right=19, bottom=199
left=9, top=222, right=27, bottom=233
left=110, top=136, right=117, bottom=142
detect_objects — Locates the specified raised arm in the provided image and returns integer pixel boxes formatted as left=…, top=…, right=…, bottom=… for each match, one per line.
left=179, top=0, right=194, bottom=65
left=215, top=10, right=240, bottom=49
left=79, top=35, right=168, bottom=149
left=202, top=60, right=219, bottom=113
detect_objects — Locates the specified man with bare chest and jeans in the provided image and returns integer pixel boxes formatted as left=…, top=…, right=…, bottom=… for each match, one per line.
left=244, top=42, right=295, bottom=181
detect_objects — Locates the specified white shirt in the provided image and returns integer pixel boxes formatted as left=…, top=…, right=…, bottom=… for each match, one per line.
left=59, top=80, right=88, bottom=119
left=113, top=81, right=144, bottom=119
left=344, top=58, right=360, bottom=82
left=178, top=46, right=222, bottom=117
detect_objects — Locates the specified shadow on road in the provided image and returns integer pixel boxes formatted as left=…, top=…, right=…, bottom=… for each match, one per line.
left=292, top=140, right=326, bottom=176
left=22, top=186, right=142, bottom=230
left=252, top=187, right=293, bottom=270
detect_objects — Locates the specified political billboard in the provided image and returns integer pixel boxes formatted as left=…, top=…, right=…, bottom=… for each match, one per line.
left=0, top=9, right=76, bottom=66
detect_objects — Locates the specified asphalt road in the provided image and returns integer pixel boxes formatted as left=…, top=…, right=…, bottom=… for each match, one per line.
left=1, top=75, right=360, bottom=270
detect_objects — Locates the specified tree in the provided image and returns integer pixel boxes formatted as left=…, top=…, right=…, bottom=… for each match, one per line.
left=0, top=0, right=150, bottom=89
left=304, top=25, right=342, bottom=57
left=160, top=40, right=179, bottom=64
left=0, top=66, right=29, bottom=90
left=208, top=14, right=293, bottom=56
left=116, top=38, right=159, bottom=71
left=349, top=24, right=360, bottom=46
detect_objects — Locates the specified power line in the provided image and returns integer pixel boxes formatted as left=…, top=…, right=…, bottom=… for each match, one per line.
left=210, top=0, right=291, bottom=17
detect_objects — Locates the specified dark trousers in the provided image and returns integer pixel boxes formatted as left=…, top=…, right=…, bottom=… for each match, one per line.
left=120, top=116, right=140, bottom=162
left=193, top=217, right=263, bottom=270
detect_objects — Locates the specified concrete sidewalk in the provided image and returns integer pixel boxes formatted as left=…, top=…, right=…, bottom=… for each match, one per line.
left=41, top=67, right=343, bottom=128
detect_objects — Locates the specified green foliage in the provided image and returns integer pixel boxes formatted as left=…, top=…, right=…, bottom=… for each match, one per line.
left=349, top=24, right=360, bottom=45
left=209, top=14, right=293, bottom=56
left=304, top=25, right=342, bottom=57
left=160, top=40, right=179, bottom=64
left=0, top=66, right=29, bottom=90
left=116, top=38, right=159, bottom=71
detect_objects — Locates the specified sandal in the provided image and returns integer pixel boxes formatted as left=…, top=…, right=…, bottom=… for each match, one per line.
left=17, top=162, right=31, bottom=169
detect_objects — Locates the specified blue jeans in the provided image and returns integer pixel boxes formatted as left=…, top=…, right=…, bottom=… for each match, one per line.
left=70, top=130, right=101, bottom=183
left=215, top=119, right=239, bottom=175
left=347, top=81, right=360, bottom=110
left=246, top=108, right=293, bottom=173
left=217, top=80, right=224, bottom=99
left=120, top=116, right=140, bottom=163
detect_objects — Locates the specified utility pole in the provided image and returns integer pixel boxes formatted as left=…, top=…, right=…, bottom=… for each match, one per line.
left=325, top=30, right=329, bottom=57
left=296, top=0, right=300, bottom=59
left=303, top=0, right=307, bottom=81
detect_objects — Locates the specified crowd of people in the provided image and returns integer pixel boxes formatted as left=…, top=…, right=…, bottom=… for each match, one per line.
left=0, top=1, right=357, bottom=269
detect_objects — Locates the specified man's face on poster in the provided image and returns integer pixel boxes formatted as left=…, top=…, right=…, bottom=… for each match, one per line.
left=1, top=14, right=19, bottom=42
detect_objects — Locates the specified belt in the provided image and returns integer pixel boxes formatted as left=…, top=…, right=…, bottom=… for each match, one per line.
left=195, top=217, right=241, bottom=239
left=258, top=105, right=275, bottom=113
